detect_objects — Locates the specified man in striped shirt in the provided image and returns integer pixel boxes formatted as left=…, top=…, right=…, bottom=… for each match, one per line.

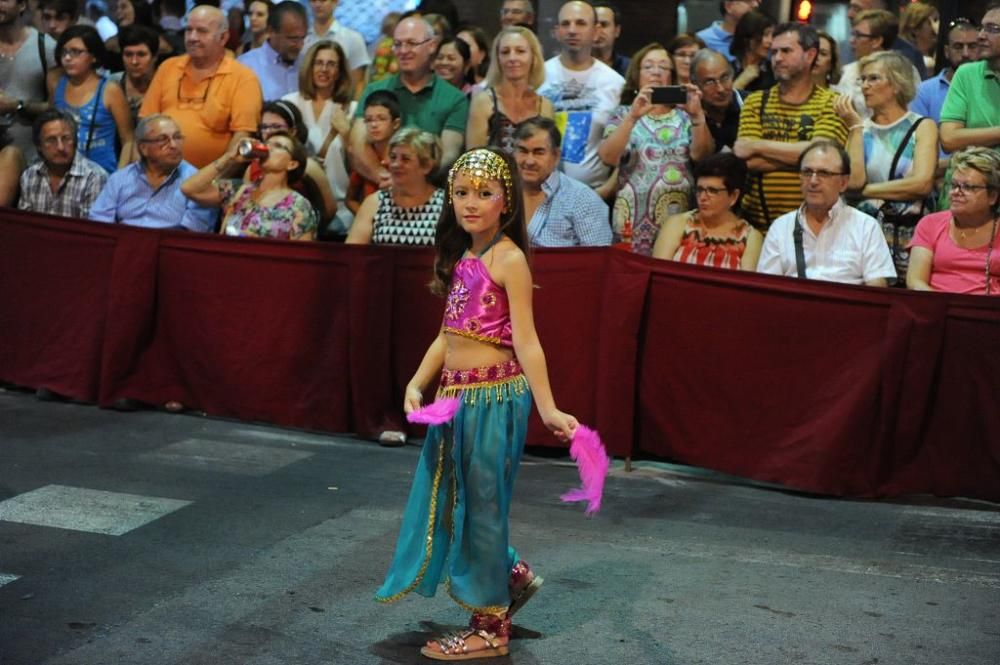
left=734, top=23, right=848, bottom=232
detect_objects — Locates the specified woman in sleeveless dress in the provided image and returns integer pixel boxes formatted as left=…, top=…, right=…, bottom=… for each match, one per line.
left=346, top=128, right=444, bottom=247
left=465, top=27, right=552, bottom=155
left=48, top=25, right=133, bottom=173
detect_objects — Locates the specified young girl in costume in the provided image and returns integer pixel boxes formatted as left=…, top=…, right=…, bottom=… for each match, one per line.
left=375, top=147, right=578, bottom=660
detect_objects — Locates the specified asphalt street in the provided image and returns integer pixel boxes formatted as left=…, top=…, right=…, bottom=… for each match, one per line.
left=1, top=388, right=998, bottom=665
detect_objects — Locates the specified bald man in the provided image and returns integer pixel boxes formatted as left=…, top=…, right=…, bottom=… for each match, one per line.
left=537, top=1, right=623, bottom=197
left=139, top=5, right=262, bottom=167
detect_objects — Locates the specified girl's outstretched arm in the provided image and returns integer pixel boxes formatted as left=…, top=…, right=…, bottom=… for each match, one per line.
left=501, top=248, right=578, bottom=441
left=404, top=331, right=448, bottom=413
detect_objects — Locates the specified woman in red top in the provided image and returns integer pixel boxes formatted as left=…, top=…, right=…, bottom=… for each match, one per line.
left=652, top=152, right=763, bottom=271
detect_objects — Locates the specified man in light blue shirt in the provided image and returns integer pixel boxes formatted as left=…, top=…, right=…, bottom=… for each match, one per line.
left=695, top=0, right=759, bottom=64
left=89, top=114, right=216, bottom=232
left=237, top=1, right=308, bottom=101
left=513, top=118, right=611, bottom=248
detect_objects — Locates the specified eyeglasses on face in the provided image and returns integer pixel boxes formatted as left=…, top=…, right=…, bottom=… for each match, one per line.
left=313, top=59, right=340, bottom=70
left=980, top=23, right=1000, bottom=35
left=856, top=73, right=886, bottom=86
left=640, top=63, right=672, bottom=72
left=850, top=30, right=874, bottom=40
left=799, top=168, right=844, bottom=180
left=140, top=133, right=185, bottom=147
left=950, top=181, right=992, bottom=194
left=697, top=72, right=733, bottom=88
left=392, top=38, right=432, bottom=51
left=41, top=134, right=75, bottom=147
left=695, top=185, right=728, bottom=196
left=60, top=47, right=89, bottom=60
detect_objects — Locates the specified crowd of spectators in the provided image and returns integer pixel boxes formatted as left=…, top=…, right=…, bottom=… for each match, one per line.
left=1, top=0, right=999, bottom=296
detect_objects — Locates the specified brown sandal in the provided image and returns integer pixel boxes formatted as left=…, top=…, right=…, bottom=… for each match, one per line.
left=420, top=613, right=511, bottom=661
left=508, top=560, right=543, bottom=618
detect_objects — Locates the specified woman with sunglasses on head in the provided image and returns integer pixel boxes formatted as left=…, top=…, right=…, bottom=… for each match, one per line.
left=834, top=50, right=937, bottom=280
left=907, top=147, right=1000, bottom=295
left=652, top=152, right=762, bottom=270
left=182, top=130, right=317, bottom=241
left=48, top=25, right=134, bottom=174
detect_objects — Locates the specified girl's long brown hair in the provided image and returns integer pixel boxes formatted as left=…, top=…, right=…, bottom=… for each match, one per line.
left=430, top=147, right=529, bottom=296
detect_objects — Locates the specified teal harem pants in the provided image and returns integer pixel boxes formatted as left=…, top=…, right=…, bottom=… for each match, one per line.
left=376, top=364, right=531, bottom=616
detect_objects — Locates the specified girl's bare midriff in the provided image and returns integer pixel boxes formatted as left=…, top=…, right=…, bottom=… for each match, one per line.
left=443, top=332, right=514, bottom=371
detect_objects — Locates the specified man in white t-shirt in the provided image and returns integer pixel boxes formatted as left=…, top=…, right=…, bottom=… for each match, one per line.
left=306, top=0, right=371, bottom=98
left=537, top=0, right=623, bottom=197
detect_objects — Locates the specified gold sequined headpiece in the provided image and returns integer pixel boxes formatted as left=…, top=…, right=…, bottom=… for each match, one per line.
left=448, top=148, right=514, bottom=206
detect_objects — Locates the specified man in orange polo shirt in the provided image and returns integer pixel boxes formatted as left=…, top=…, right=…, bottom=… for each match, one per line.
left=139, top=5, right=262, bottom=168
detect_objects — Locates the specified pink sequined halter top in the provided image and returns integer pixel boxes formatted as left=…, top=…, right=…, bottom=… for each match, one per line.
left=442, top=237, right=513, bottom=348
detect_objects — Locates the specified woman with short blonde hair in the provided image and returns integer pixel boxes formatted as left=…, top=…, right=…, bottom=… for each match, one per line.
left=908, top=147, right=1000, bottom=294
left=466, top=26, right=553, bottom=154
left=834, top=49, right=937, bottom=280
left=346, top=128, right=445, bottom=247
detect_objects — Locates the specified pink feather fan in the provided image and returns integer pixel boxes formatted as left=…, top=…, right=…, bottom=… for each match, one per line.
left=406, top=397, right=462, bottom=425
left=560, top=425, right=610, bottom=516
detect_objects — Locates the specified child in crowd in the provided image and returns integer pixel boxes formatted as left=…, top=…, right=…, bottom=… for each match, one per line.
left=375, top=147, right=577, bottom=660
left=345, top=90, right=402, bottom=214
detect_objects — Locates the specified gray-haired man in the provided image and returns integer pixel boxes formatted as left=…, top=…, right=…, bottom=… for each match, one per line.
left=89, top=114, right=216, bottom=232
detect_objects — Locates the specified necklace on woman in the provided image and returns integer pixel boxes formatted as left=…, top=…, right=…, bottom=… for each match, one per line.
left=985, top=217, right=998, bottom=295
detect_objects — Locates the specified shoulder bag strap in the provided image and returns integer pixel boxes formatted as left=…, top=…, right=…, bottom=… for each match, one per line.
left=755, top=87, right=772, bottom=226
left=38, top=31, right=48, bottom=102
left=85, top=77, right=107, bottom=153
left=792, top=209, right=807, bottom=279
left=888, top=116, right=926, bottom=182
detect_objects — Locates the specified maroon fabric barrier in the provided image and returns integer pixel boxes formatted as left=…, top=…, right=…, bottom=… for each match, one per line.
left=1, top=210, right=997, bottom=501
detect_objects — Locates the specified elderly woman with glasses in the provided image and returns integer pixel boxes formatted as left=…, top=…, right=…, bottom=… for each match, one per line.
left=599, top=41, right=714, bottom=256
left=907, top=147, right=1000, bottom=295
left=652, top=152, right=762, bottom=270
left=834, top=50, right=937, bottom=279
left=182, top=131, right=318, bottom=241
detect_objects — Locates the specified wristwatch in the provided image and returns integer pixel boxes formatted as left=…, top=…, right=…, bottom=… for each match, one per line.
left=14, top=99, right=24, bottom=115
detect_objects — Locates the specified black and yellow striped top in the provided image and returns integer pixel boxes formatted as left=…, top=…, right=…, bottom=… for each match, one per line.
left=738, top=85, right=848, bottom=232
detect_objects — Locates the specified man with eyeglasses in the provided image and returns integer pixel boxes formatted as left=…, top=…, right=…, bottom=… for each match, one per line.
left=939, top=3, right=1000, bottom=156
left=695, top=0, right=760, bottom=65
left=735, top=23, right=848, bottom=232
left=139, top=5, right=262, bottom=168
left=349, top=15, right=468, bottom=186
left=304, top=0, right=369, bottom=99
left=500, top=0, right=535, bottom=30
left=238, top=1, right=308, bottom=101
left=842, top=0, right=927, bottom=78
left=691, top=48, right=742, bottom=152
left=89, top=114, right=216, bottom=232
left=758, top=140, right=895, bottom=287
left=17, top=108, right=106, bottom=218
